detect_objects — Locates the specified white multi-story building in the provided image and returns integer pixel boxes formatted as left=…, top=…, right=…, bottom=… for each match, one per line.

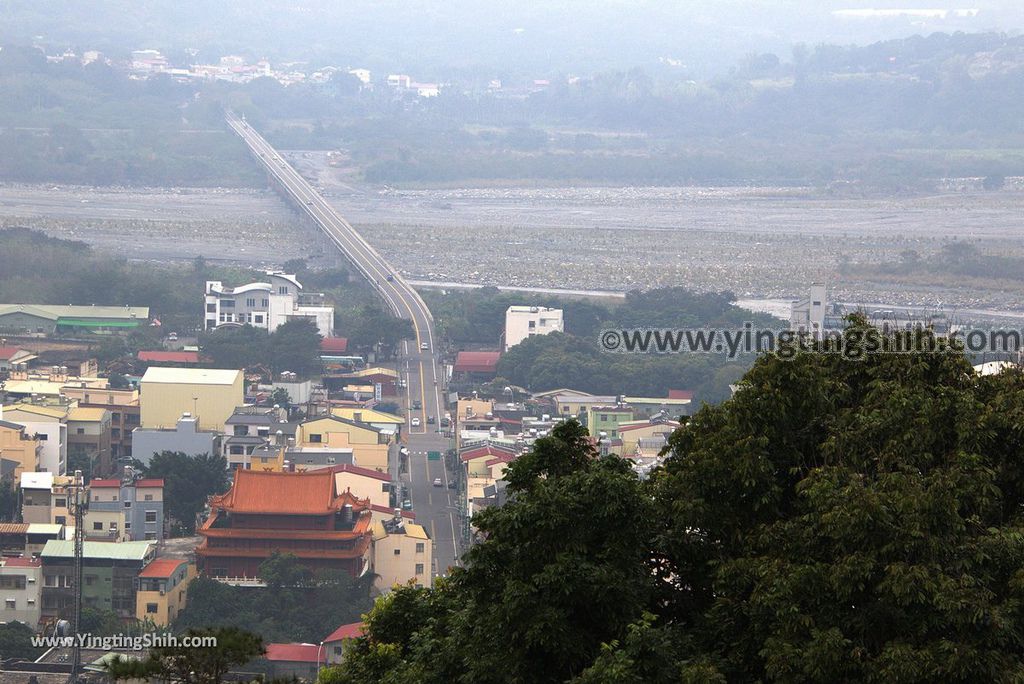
left=0, top=556, right=42, bottom=628
left=789, top=283, right=828, bottom=337
left=504, top=306, right=564, bottom=351
left=204, top=271, right=333, bottom=337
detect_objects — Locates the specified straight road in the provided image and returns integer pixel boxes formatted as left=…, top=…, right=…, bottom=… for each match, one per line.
left=226, top=112, right=460, bottom=575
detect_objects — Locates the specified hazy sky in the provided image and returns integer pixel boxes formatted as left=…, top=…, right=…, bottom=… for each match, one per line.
left=5, top=1, right=1024, bottom=76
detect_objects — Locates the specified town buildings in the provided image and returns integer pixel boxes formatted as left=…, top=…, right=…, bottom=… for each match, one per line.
left=40, top=540, right=155, bottom=621
left=0, top=304, right=149, bottom=336
left=135, top=558, right=196, bottom=626
left=0, top=418, right=41, bottom=478
left=1, top=404, right=66, bottom=475
left=139, top=367, right=244, bottom=432
left=504, top=305, right=564, bottom=350
left=196, top=469, right=374, bottom=578
left=0, top=556, right=42, bottom=628
left=370, top=513, right=432, bottom=591
left=85, top=476, right=165, bottom=542
left=132, top=413, right=220, bottom=466
left=204, top=271, right=334, bottom=337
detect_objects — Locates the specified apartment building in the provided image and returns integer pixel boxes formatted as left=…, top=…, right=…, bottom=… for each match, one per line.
left=204, top=271, right=333, bottom=337
left=504, top=305, right=563, bottom=351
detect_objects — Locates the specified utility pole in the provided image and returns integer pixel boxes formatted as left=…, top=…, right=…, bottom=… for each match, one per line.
left=67, top=469, right=86, bottom=684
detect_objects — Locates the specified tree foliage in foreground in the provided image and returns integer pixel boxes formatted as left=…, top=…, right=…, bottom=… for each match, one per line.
left=326, top=320, right=1024, bottom=682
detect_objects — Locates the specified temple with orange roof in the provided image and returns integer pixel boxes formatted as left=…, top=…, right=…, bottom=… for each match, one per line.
left=195, top=469, right=373, bottom=578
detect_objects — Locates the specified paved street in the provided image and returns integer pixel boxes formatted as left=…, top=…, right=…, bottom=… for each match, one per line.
left=226, top=112, right=462, bottom=577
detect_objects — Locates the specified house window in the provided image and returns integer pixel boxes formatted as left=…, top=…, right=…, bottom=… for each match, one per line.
left=145, top=532, right=156, bottom=540
left=5, top=599, right=15, bottom=610
left=38, top=433, right=48, bottom=441
left=76, top=428, right=85, bottom=435
left=221, top=299, right=235, bottom=308
left=125, top=521, right=131, bottom=530
left=279, top=286, right=288, bottom=295
left=415, top=542, right=424, bottom=553
left=124, top=501, right=132, bottom=508
left=393, top=549, right=400, bottom=556
left=255, top=315, right=264, bottom=324
left=415, top=564, right=424, bottom=575
left=55, top=498, right=66, bottom=507
left=206, top=303, right=216, bottom=313
left=55, top=516, right=66, bottom=525
left=146, top=603, right=158, bottom=614
left=93, top=522, right=103, bottom=531
left=145, top=511, right=157, bottom=523
left=85, top=576, right=96, bottom=586
left=246, top=298, right=256, bottom=307
left=309, top=433, right=322, bottom=443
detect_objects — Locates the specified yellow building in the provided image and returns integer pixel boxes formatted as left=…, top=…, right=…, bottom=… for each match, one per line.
left=250, top=445, right=285, bottom=471
left=331, top=407, right=404, bottom=435
left=617, top=419, right=681, bottom=457
left=550, top=390, right=618, bottom=419
left=135, top=558, right=196, bottom=626
left=139, top=368, right=243, bottom=432
left=455, top=398, right=493, bottom=423
left=0, top=419, right=41, bottom=478
left=371, top=516, right=432, bottom=592
left=334, top=464, right=392, bottom=508
left=298, top=416, right=389, bottom=472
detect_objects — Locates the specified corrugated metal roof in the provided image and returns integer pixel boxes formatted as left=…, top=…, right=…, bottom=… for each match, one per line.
left=141, top=367, right=242, bottom=385
left=2, top=403, right=68, bottom=418
left=41, top=539, right=154, bottom=561
left=68, top=407, right=109, bottom=422
left=0, top=304, right=149, bottom=319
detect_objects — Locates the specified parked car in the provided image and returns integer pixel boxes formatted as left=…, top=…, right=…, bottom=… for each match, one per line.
left=433, top=478, right=443, bottom=487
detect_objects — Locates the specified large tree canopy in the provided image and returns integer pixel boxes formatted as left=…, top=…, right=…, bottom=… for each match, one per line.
left=326, top=322, right=1024, bottom=683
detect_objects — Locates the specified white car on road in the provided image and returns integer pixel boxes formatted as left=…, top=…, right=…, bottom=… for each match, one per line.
left=411, top=417, right=421, bottom=427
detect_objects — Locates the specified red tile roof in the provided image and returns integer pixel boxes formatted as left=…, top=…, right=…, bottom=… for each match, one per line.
left=667, top=389, right=695, bottom=401
left=2, top=556, right=41, bottom=567
left=323, top=622, right=365, bottom=643
left=210, top=469, right=341, bottom=515
left=453, top=351, right=501, bottom=373
left=138, top=558, right=186, bottom=578
left=265, top=643, right=323, bottom=663
left=89, top=479, right=121, bottom=488
left=0, top=346, right=25, bottom=360
left=460, top=445, right=516, bottom=463
left=618, top=421, right=680, bottom=433
left=138, top=350, right=200, bottom=363
left=332, top=463, right=391, bottom=482
left=370, top=504, right=414, bottom=519
left=321, top=337, right=349, bottom=353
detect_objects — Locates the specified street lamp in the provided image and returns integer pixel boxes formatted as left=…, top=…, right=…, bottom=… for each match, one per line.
left=316, top=640, right=326, bottom=676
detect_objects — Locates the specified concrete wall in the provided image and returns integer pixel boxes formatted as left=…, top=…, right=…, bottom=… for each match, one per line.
left=140, top=374, right=243, bottom=431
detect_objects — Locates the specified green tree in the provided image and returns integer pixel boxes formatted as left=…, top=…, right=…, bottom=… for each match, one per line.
left=105, top=627, right=264, bottom=684
left=335, top=420, right=656, bottom=683
left=199, top=325, right=270, bottom=371
left=0, top=476, right=18, bottom=521
left=269, top=318, right=322, bottom=377
left=334, top=320, right=1024, bottom=682
left=0, top=621, right=42, bottom=661
left=650, top=320, right=1024, bottom=681
left=141, top=452, right=229, bottom=533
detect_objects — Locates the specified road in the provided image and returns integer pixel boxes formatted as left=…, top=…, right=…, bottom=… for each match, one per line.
left=226, top=112, right=461, bottom=577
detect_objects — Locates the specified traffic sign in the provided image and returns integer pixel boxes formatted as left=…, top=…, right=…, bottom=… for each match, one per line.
left=427, top=451, right=441, bottom=461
